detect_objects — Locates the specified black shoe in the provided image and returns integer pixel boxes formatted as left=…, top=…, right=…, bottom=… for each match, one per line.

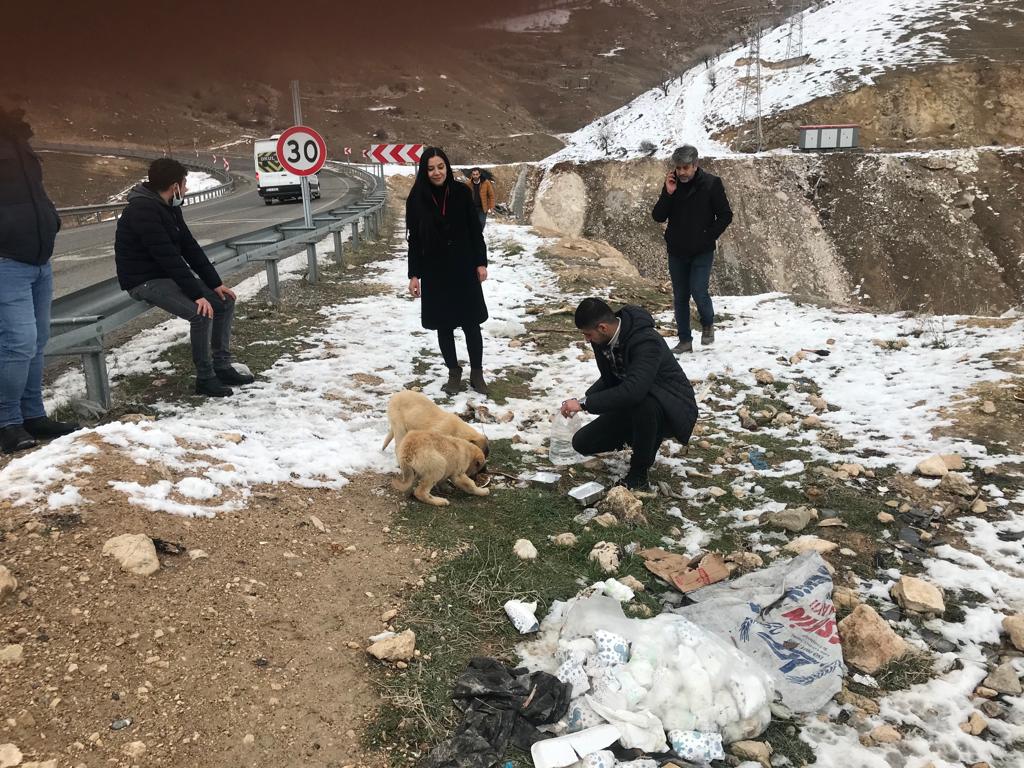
left=215, top=366, right=255, bottom=386
left=441, top=367, right=464, bottom=395
left=672, top=339, right=693, bottom=353
left=196, top=377, right=233, bottom=397
left=1, top=425, right=37, bottom=454
left=469, top=368, right=490, bottom=396
left=701, top=325, right=715, bottom=345
left=616, top=470, right=651, bottom=491
left=23, top=416, right=80, bottom=439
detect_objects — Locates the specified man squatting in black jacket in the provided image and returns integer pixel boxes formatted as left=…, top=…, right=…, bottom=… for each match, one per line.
left=115, top=158, right=253, bottom=397
left=560, top=298, right=698, bottom=490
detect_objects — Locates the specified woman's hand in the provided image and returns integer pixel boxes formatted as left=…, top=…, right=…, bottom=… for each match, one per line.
left=477, top=266, right=488, bottom=283
left=408, top=277, right=421, bottom=298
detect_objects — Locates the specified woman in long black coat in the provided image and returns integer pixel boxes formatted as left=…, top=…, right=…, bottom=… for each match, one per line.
left=406, top=147, right=490, bottom=395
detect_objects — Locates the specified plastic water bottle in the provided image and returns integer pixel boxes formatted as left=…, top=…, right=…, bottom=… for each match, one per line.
left=549, top=412, right=582, bottom=465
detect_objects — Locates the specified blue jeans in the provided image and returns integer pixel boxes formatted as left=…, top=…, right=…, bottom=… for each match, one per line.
left=0, top=258, right=52, bottom=428
left=478, top=211, right=487, bottom=230
left=667, top=250, right=714, bottom=341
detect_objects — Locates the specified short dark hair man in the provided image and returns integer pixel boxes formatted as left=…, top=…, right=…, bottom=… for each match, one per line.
left=0, top=106, right=80, bottom=453
left=463, top=167, right=495, bottom=230
left=652, top=144, right=733, bottom=353
left=560, top=298, right=698, bottom=490
left=115, top=158, right=252, bottom=397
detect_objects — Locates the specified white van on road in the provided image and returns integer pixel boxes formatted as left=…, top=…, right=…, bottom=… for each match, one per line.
left=254, top=135, right=321, bottom=205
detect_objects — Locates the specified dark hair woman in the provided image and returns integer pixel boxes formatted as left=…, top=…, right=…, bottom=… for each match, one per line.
left=406, top=147, right=490, bottom=395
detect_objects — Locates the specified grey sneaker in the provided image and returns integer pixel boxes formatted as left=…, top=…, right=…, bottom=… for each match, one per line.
left=701, top=325, right=715, bottom=345
left=672, top=339, right=693, bottom=353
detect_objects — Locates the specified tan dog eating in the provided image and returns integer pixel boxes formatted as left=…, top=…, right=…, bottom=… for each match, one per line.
left=382, top=390, right=489, bottom=457
left=392, top=430, right=489, bottom=506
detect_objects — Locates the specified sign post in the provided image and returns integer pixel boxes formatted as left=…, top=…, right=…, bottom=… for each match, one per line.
left=282, top=81, right=328, bottom=283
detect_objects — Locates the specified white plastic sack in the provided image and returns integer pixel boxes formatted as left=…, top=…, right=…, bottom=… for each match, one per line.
left=675, top=551, right=845, bottom=713
left=549, top=594, right=775, bottom=743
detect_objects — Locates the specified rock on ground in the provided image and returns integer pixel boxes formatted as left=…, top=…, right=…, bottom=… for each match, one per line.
left=513, top=539, right=538, bottom=560
left=0, top=645, right=23, bottom=666
left=618, top=575, right=645, bottom=592
left=916, top=455, right=949, bottom=478
left=891, top=575, right=945, bottom=615
left=832, top=586, right=861, bottom=612
left=767, top=507, right=813, bottom=533
left=102, top=534, right=160, bottom=576
left=0, top=743, right=22, bottom=768
left=366, top=630, right=416, bottom=662
left=589, top=542, right=620, bottom=574
left=938, top=472, right=976, bottom=498
left=730, top=740, right=772, bottom=766
left=839, top=604, right=908, bottom=674
left=550, top=532, right=578, bottom=547
left=598, top=486, right=647, bottom=526
left=0, top=565, right=17, bottom=602
left=785, top=535, right=838, bottom=555
left=1003, top=614, right=1024, bottom=651
left=983, top=662, right=1022, bottom=695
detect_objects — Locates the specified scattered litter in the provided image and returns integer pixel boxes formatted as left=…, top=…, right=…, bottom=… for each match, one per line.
left=550, top=412, right=585, bottom=465
left=675, top=552, right=844, bottom=712
left=669, top=729, right=725, bottom=763
left=748, top=448, right=769, bottom=471
left=590, top=578, right=635, bottom=603
left=525, top=471, right=562, bottom=486
left=569, top=482, right=605, bottom=506
left=639, top=549, right=730, bottom=593
left=574, top=508, right=599, bottom=526
left=530, top=724, right=620, bottom=768
left=419, top=658, right=571, bottom=768
left=505, top=599, right=541, bottom=634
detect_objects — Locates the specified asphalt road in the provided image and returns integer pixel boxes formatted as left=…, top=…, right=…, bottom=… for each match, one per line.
left=51, top=167, right=362, bottom=298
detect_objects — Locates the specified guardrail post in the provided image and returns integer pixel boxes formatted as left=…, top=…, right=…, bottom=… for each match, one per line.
left=71, top=341, right=112, bottom=410
left=351, top=221, right=360, bottom=250
left=332, top=230, right=345, bottom=267
left=265, top=260, right=281, bottom=305
left=306, top=243, right=319, bottom=284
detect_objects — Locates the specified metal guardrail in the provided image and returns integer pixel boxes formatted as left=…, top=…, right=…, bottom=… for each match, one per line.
left=45, top=162, right=388, bottom=408
left=36, top=142, right=238, bottom=227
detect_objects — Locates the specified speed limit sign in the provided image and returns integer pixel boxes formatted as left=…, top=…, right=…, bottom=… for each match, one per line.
left=276, top=125, right=327, bottom=176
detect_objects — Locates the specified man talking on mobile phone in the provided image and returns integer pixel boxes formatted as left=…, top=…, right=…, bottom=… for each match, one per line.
left=652, top=145, right=733, bottom=354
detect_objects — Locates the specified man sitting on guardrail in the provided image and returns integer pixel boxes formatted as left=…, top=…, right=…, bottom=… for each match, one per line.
left=0, top=106, right=81, bottom=454
left=115, top=158, right=253, bottom=397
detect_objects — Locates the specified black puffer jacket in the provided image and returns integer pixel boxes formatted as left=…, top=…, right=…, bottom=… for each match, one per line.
left=584, top=305, right=698, bottom=444
left=0, top=134, right=61, bottom=265
left=114, top=183, right=221, bottom=300
left=651, top=167, right=733, bottom=258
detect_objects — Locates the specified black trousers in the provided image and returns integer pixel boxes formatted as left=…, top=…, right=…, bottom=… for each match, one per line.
left=572, top=395, right=667, bottom=474
left=437, top=325, right=483, bottom=370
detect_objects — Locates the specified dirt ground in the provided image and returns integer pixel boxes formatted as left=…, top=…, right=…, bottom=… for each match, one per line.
left=37, top=153, right=150, bottom=209
left=0, top=462, right=424, bottom=768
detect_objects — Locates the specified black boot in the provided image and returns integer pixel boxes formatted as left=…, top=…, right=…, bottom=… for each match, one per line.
left=195, top=377, right=234, bottom=397
left=441, top=367, right=464, bottom=395
left=617, top=468, right=651, bottom=491
left=469, top=368, right=490, bottom=396
left=1, top=425, right=37, bottom=454
left=215, top=365, right=255, bottom=385
left=23, top=416, right=80, bottom=438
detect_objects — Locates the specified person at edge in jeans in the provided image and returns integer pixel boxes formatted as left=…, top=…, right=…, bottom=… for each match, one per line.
left=560, top=298, right=698, bottom=491
left=406, top=147, right=490, bottom=396
left=652, top=144, right=733, bottom=353
left=0, top=106, right=81, bottom=454
left=115, top=158, right=253, bottom=397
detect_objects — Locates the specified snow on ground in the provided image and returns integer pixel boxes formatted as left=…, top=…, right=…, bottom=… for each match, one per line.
left=184, top=170, right=221, bottom=193
left=2, top=219, right=1023, bottom=761
left=546, top=0, right=986, bottom=163
left=485, top=8, right=573, bottom=33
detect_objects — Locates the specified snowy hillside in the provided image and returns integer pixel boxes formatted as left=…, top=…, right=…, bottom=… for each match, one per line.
left=546, top=0, right=992, bottom=162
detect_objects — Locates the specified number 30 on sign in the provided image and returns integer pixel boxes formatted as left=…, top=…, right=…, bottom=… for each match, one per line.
left=276, top=126, right=327, bottom=176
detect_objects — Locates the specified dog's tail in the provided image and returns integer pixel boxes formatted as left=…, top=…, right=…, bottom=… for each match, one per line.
left=391, top=463, right=415, bottom=493
left=381, top=429, right=394, bottom=451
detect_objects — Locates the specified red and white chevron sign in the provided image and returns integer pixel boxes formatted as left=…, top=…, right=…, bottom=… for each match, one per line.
left=368, top=143, right=423, bottom=164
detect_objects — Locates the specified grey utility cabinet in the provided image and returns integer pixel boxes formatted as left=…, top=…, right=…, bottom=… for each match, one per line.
left=798, top=124, right=860, bottom=151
